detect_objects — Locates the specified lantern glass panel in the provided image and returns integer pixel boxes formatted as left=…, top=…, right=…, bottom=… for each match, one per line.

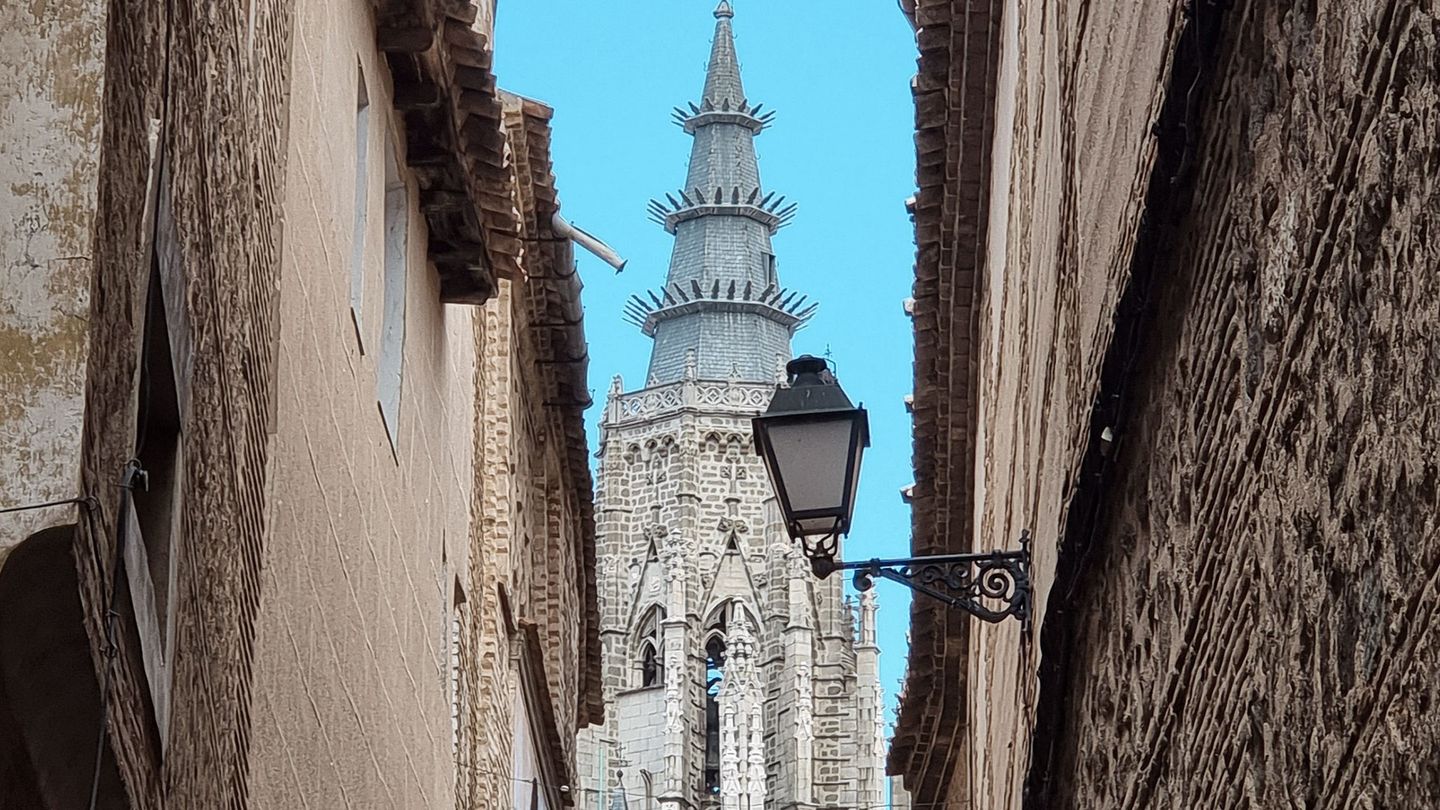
left=762, top=416, right=855, bottom=516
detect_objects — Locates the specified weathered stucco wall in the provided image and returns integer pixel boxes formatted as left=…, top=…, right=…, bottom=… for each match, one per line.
left=1042, top=0, right=1440, bottom=806
left=0, top=0, right=106, bottom=551
left=245, top=0, right=476, bottom=802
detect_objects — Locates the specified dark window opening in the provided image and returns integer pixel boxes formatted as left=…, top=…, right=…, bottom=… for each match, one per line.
left=132, top=262, right=181, bottom=634
left=703, top=634, right=726, bottom=795
left=637, top=607, right=664, bottom=688
left=641, top=643, right=660, bottom=687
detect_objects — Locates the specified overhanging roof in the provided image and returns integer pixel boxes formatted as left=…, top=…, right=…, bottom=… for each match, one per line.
left=888, top=0, right=1004, bottom=803
left=375, top=0, right=523, bottom=304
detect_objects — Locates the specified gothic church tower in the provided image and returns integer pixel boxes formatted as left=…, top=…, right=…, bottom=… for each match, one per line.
left=576, top=5, right=887, bottom=809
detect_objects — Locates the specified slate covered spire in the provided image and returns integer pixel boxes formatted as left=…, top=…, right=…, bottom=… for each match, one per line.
left=702, top=2, right=744, bottom=113
left=629, top=2, right=814, bottom=386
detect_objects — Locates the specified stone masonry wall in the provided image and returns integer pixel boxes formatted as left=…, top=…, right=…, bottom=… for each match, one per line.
left=1042, top=1, right=1440, bottom=806
left=579, top=377, right=881, bottom=810
left=934, top=0, right=1187, bottom=805
left=78, top=0, right=295, bottom=805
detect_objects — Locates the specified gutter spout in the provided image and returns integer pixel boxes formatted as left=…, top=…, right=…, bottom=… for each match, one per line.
left=552, top=213, right=628, bottom=272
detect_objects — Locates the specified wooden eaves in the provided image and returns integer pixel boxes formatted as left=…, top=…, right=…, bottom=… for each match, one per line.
left=375, top=0, right=523, bottom=305
left=888, top=0, right=1004, bottom=805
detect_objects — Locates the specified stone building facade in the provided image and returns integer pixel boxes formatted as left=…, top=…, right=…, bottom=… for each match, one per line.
left=890, top=0, right=1440, bottom=808
left=575, top=6, right=887, bottom=810
left=0, top=0, right=600, bottom=808
left=453, top=96, right=604, bottom=810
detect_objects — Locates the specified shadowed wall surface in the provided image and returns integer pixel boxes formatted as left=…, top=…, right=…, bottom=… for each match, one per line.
left=892, top=0, right=1440, bottom=807
left=1038, top=1, right=1440, bottom=805
left=0, top=526, right=126, bottom=810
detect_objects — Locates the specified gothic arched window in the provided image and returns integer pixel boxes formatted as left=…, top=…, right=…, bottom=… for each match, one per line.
left=640, top=642, right=660, bottom=687
left=703, top=626, right=727, bottom=796
left=637, top=607, right=664, bottom=688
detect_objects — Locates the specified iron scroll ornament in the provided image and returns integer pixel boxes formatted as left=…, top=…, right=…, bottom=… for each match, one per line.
left=834, top=531, right=1032, bottom=627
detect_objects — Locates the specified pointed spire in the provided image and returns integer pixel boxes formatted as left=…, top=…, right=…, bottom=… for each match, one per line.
left=631, top=3, right=815, bottom=386
left=703, top=1, right=744, bottom=109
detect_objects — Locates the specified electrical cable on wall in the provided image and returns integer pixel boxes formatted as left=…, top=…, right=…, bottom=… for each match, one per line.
left=0, top=492, right=115, bottom=809
left=85, top=461, right=148, bottom=810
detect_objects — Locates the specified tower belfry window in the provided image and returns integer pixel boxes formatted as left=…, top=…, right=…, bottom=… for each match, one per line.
left=641, top=643, right=660, bottom=687
left=637, top=607, right=664, bottom=688
left=704, top=633, right=726, bottom=796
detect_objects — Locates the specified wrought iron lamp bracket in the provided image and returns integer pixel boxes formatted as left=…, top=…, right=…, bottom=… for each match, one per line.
left=828, top=531, right=1032, bottom=628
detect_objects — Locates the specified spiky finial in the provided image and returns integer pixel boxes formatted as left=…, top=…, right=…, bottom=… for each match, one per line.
left=714, top=0, right=734, bottom=19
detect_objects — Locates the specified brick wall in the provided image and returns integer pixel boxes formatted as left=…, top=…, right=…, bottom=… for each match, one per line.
left=1034, top=1, right=1440, bottom=805
left=454, top=98, right=600, bottom=806
left=902, top=0, right=1440, bottom=807
left=79, top=0, right=296, bottom=805
left=458, top=272, right=595, bottom=807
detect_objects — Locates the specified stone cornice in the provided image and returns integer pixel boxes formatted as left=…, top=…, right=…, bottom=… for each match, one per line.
left=603, top=379, right=778, bottom=429
left=625, top=281, right=817, bottom=336
left=678, top=108, right=769, bottom=134
left=641, top=299, right=802, bottom=337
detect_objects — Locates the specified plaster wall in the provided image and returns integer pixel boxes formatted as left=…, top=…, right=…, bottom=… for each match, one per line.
left=245, top=0, right=476, bottom=803
left=0, top=0, right=106, bottom=552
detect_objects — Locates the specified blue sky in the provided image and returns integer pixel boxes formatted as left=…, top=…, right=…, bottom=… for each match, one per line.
left=495, top=1, right=920, bottom=733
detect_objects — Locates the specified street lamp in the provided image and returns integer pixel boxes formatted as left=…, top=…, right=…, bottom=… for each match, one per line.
left=751, top=355, right=869, bottom=562
left=754, top=355, right=1031, bottom=625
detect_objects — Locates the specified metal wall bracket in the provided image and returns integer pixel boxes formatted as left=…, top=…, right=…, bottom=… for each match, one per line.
left=837, top=531, right=1031, bottom=627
